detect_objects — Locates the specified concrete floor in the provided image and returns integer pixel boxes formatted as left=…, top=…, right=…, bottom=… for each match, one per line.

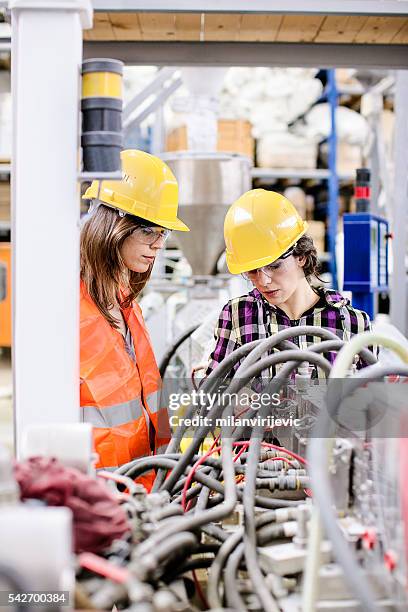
left=0, top=349, right=13, bottom=453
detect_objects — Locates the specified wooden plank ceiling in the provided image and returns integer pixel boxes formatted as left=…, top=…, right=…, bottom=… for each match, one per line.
left=84, top=13, right=408, bottom=44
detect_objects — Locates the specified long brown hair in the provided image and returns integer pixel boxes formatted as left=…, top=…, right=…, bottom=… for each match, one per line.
left=80, top=204, right=152, bottom=328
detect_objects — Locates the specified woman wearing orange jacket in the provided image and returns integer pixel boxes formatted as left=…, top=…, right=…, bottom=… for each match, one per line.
left=80, top=150, right=189, bottom=478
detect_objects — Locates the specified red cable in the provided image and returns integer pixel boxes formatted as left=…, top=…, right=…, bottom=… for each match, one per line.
left=233, top=444, right=249, bottom=463
left=261, top=443, right=307, bottom=466
left=234, top=441, right=310, bottom=494
left=182, top=446, right=221, bottom=511
left=182, top=442, right=309, bottom=511
left=267, top=456, right=296, bottom=467
left=209, top=435, right=220, bottom=451
left=191, top=569, right=209, bottom=609
left=97, top=470, right=138, bottom=495
left=78, top=552, right=129, bottom=584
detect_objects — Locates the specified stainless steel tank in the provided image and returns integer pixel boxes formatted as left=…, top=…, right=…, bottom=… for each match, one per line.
left=163, top=152, right=252, bottom=276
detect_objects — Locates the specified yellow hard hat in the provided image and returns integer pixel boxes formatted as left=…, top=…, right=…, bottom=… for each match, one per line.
left=83, top=149, right=189, bottom=232
left=224, top=189, right=308, bottom=274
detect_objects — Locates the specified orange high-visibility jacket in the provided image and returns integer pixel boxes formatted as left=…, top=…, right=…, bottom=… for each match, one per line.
left=80, top=281, right=170, bottom=472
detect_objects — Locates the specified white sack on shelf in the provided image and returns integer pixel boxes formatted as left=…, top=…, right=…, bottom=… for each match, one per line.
left=300, top=103, right=370, bottom=145
left=257, top=132, right=318, bottom=169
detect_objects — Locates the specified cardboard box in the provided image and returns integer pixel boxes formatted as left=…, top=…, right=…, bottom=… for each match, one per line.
left=0, top=181, right=10, bottom=221
left=257, top=137, right=318, bottom=169
left=321, top=142, right=362, bottom=176
left=166, top=119, right=254, bottom=160
left=283, top=187, right=307, bottom=219
left=307, top=220, right=325, bottom=255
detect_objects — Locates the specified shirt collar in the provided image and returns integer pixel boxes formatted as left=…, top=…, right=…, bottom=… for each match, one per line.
left=250, top=286, right=349, bottom=312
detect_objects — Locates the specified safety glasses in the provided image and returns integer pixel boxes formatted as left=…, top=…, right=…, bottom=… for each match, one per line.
left=131, top=226, right=172, bottom=246
left=243, top=247, right=295, bottom=280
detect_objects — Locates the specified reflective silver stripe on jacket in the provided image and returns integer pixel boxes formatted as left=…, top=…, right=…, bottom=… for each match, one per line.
left=145, top=389, right=163, bottom=413
left=96, top=466, right=118, bottom=472
left=81, top=398, right=144, bottom=428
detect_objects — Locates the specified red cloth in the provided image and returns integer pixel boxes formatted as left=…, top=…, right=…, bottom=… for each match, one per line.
left=14, top=457, right=130, bottom=554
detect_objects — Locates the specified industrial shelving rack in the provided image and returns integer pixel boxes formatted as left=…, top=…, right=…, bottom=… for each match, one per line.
left=250, top=69, right=342, bottom=289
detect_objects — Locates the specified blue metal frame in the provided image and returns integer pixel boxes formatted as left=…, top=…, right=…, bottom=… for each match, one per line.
left=326, top=69, right=339, bottom=290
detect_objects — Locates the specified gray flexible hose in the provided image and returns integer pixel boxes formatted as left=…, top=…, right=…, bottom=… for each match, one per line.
left=207, top=509, right=284, bottom=609
left=152, top=340, right=265, bottom=492
left=224, top=542, right=246, bottom=611
left=242, top=350, right=332, bottom=612
left=229, top=338, right=376, bottom=443
left=201, top=524, right=229, bottom=543
left=235, top=325, right=340, bottom=376
left=224, top=523, right=292, bottom=611
left=134, top=434, right=237, bottom=558
left=123, top=458, right=226, bottom=499
left=159, top=326, right=377, bottom=493
left=162, top=333, right=340, bottom=503
left=354, top=364, right=408, bottom=380
left=194, top=340, right=298, bottom=511
left=308, top=339, right=376, bottom=366
left=208, top=529, right=244, bottom=609
left=138, top=330, right=370, bottom=595
left=151, top=531, right=197, bottom=566
left=160, top=337, right=307, bottom=493
left=136, top=531, right=198, bottom=581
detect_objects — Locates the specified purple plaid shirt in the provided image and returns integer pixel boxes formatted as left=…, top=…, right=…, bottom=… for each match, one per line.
left=206, top=287, right=371, bottom=379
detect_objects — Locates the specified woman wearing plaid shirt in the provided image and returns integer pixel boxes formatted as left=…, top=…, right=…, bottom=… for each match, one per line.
left=206, top=189, right=371, bottom=379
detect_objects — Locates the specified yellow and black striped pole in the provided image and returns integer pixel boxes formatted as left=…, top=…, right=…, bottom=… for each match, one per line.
left=81, top=59, right=124, bottom=172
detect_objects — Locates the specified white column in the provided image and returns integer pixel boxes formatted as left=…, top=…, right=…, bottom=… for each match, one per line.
left=10, top=0, right=93, bottom=454
left=390, top=71, right=408, bottom=335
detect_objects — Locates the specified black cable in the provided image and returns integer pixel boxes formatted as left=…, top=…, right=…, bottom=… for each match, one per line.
left=162, top=557, right=214, bottom=583
left=123, top=459, right=226, bottom=500
left=204, top=490, right=303, bottom=510
left=158, top=323, right=200, bottom=378
left=138, top=532, right=198, bottom=581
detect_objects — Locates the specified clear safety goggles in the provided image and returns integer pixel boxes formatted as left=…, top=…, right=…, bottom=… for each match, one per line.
left=243, top=246, right=295, bottom=280
left=87, top=199, right=172, bottom=245
left=131, top=225, right=172, bottom=246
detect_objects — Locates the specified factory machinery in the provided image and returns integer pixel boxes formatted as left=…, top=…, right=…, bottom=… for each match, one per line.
left=1, top=326, right=408, bottom=612
left=2, top=61, right=406, bottom=609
